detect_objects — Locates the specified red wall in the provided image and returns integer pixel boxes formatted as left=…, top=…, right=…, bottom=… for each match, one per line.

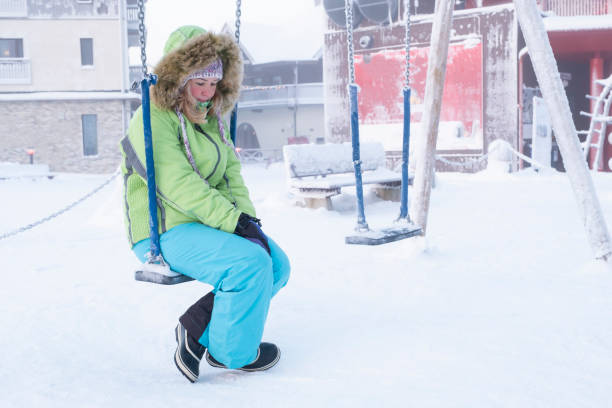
left=354, top=41, right=484, bottom=137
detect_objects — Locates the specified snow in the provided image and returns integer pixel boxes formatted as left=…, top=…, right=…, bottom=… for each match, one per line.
left=516, top=0, right=612, bottom=261
left=0, top=162, right=50, bottom=178
left=2, top=162, right=612, bottom=407
left=282, top=142, right=385, bottom=177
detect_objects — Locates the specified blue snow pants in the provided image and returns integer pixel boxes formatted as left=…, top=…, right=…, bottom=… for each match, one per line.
left=133, top=222, right=290, bottom=369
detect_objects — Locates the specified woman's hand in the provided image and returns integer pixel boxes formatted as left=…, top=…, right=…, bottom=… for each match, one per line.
left=234, top=213, right=271, bottom=254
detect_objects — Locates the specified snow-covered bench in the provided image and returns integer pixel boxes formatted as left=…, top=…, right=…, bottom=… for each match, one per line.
left=283, top=142, right=409, bottom=210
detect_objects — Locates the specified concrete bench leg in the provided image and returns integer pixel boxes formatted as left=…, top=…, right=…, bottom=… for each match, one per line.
left=374, top=186, right=400, bottom=202
left=373, top=182, right=402, bottom=202
left=303, top=196, right=333, bottom=210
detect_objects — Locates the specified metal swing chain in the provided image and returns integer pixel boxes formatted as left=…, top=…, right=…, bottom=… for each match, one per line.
left=404, top=0, right=411, bottom=90
left=137, top=0, right=148, bottom=77
left=344, top=0, right=356, bottom=85
left=235, top=0, right=242, bottom=43
left=0, top=171, right=120, bottom=241
left=344, top=0, right=369, bottom=230
left=229, top=0, right=242, bottom=145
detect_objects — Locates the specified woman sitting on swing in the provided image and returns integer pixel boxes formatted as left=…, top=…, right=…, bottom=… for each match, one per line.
left=120, top=25, right=290, bottom=383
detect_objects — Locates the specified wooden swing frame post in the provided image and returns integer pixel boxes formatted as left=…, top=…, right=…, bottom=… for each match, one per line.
left=514, top=0, right=612, bottom=262
left=410, top=0, right=455, bottom=234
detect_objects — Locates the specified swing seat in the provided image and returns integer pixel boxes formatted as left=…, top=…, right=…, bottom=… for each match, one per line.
left=134, top=261, right=194, bottom=285
left=345, top=224, right=422, bottom=245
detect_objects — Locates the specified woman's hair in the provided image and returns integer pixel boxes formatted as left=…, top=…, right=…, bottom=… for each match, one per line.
left=178, top=80, right=223, bottom=124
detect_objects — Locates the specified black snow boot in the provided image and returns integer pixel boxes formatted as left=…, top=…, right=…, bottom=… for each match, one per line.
left=174, top=322, right=206, bottom=383
left=205, top=342, right=281, bottom=372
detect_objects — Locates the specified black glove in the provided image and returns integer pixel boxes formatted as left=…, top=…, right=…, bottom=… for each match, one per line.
left=234, top=213, right=271, bottom=254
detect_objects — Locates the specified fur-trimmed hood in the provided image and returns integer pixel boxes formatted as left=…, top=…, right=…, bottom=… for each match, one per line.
left=151, top=32, right=243, bottom=115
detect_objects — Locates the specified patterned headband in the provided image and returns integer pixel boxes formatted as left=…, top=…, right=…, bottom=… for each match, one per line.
left=181, top=58, right=223, bottom=88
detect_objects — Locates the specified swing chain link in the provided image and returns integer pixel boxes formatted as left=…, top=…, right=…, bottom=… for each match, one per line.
left=137, top=0, right=148, bottom=77
left=235, top=0, right=242, bottom=44
left=404, top=0, right=411, bottom=90
left=0, top=171, right=120, bottom=241
left=344, top=0, right=356, bottom=85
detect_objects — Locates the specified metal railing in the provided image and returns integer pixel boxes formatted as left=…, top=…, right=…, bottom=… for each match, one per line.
left=129, top=65, right=143, bottom=87
left=0, top=59, right=31, bottom=84
left=238, top=83, right=324, bottom=108
left=540, top=0, right=611, bottom=16
left=236, top=148, right=283, bottom=164
left=0, top=0, right=27, bottom=17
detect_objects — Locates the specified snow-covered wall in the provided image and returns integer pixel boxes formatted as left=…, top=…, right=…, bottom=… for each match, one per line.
left=322, top=29, right=350, bottom=144
left=481, top=6, right=518, bottom=151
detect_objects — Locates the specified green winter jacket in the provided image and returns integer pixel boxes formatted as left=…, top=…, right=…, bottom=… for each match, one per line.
left=120, top=29, right=254, bottom=247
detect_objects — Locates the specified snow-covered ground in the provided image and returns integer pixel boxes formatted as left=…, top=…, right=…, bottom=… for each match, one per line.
left=1, top=163, right=612, bottom=407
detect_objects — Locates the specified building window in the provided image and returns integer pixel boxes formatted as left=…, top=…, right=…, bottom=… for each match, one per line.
left=0, top=39, right=24, bottom=58
left=82, top=114, right=98, bottom=156
left=80, top=38, right=93, bottom=66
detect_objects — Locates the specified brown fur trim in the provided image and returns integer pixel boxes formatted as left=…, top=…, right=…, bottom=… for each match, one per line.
left=151, top=32, right=243, bottom=115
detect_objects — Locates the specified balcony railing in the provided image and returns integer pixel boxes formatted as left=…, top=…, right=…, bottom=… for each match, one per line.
left=129, top=65, right=143, bottom=89
left=0, top=0, right=27, bottom=17
left=127, top=5, right=140, bottom=22
left=540, top=0, right=611, bottom=16
left=0, top=59, right=31, bottom=84
left=238, top=83, right=324, bottom=108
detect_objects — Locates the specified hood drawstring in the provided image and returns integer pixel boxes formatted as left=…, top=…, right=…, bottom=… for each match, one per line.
left=214, top=114, right=239, bottom=158
left=176, top=109, right=238, bottom=181
left=176, top=109, right=208, bottom=183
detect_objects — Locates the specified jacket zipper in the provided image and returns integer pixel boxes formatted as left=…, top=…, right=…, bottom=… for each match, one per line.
left=195, top=124, right=221, bottom=181
left=195, top=124, right=238, bottom=207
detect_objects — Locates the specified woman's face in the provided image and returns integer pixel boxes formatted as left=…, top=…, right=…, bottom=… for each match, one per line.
left=188, top=78, right=218, bottom=103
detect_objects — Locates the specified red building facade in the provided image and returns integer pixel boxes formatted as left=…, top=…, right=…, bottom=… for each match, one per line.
left=322, top=0, right=612, bottom=171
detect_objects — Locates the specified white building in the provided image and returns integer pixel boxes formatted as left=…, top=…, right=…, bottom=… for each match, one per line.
left=221, top=19, right=326, bottom=162
left=0, top=0, right=140, bottom=173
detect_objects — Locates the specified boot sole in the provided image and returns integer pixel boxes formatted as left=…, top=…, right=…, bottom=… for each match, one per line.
left=241, top=347, right=280, bottom=372
left=174, top=325, right=198, bottom=383
left=205, top=347, right=281, bottom=372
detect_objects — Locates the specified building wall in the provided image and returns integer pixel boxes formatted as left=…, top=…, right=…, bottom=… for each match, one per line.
left=236, top=104, right=324, bottom=150
left=0, top=18, right=123, bottom=92
left=0, top=99, right=125, bottom=173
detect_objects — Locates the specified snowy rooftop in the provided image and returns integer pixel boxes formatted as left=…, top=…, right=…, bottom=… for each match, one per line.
left=0, top=91, right=141, bottom=102
left=543, top=14, right=612, bottom=32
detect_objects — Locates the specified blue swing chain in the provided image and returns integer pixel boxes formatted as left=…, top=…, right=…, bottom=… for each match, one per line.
left=344, top=0, right=369, bottom=232
left=136, top=0, right=162, bottom=260
left=399, top=0, right=412, bottom=221
left=344, top=0, right=413, bottom=227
